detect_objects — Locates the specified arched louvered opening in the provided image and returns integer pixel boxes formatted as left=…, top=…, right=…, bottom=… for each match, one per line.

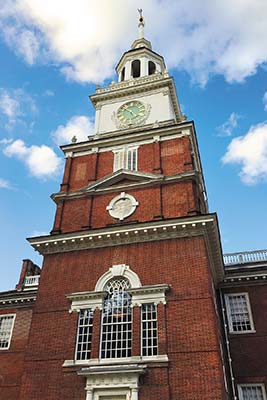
left=121, top=67, right=125, bottom=82
left=148, top=61, right=156, bottom=75
left=131, top=59, right=141, bottom=78
left=100, top=277, right=132, bottom=358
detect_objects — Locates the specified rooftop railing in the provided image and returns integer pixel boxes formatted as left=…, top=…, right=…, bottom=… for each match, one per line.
left=24, top=275, right=40, bottom=286
left=223, top=250, right=267, bottom=266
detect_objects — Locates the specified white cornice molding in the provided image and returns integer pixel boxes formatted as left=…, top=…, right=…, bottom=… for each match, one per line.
left=27, top=214, right=224, bottom=284
left=0, top=295, right=36, bottom=307
left=61, top=121, right=191, bottom=157
left=66, top=283, right=170, bottom=312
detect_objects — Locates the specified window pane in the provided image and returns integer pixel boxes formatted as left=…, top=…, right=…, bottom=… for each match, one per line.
left=0, top=315, right=15, bottom=349
left=101, top=278, right=132, bottom=358
left=225, top=294, right=254, bottom=333
left=75, top=309, right=94, bottom=360
left=240, top=385, right=265, bottom=400
left=141, top=303, right=158, bottom=356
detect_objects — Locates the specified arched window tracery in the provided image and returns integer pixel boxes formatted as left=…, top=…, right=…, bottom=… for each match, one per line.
left=100, top=277, right=132, bottom=358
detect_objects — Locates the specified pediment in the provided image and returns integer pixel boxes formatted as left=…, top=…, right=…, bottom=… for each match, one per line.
left=83, top=169, right=163, bottom=192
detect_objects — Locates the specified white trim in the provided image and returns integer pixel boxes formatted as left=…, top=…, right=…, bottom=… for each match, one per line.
left=95, top=265, right=142, bottom=291
left=225, top=293, right=255, bottom=334
left=63, top=354, right=168, bottom=368
left=0, top=313, right=16, bottom=350
left=67, top=292, right=105, bottom=312
left=106, top=192, right=139, bottom=221
left=237, top=384, right=267, bottom=400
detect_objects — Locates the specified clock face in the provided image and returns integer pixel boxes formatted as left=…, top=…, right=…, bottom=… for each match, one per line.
left=117, top=101, right=146, bottom=126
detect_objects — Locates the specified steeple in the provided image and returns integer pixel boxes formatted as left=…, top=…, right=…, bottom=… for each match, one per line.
left=116, top=10, right=164, bottom=82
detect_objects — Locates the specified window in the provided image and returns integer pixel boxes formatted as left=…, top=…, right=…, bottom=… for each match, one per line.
left=101, top=277, right=132, bottom=358
left=238, top=384, right=267, bottom=400
left=148, top=61, right=156, bottom=75
left=141, top=303, right=158, bottom=356
left=131, top=60, right=140, bottom=78
left=121, top=67, right=125, bottom=82
left=225, top=293, right=255, bottom=333
left=113, top=147, right=137, bottom=171
left=75, top=309, right=94, bottom=360
left=0, top=314, right=15, bottom=350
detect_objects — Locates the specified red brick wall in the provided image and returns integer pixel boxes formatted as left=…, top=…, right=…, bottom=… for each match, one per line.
left=19, top=237, right=227, bottom=399
left=0, top=307, right=33, bottom=400
left=52, top=136, right=199, bottom=233
left=223, top=284, right=267, bottom=390
left=55, top=181, right=199, bottom=233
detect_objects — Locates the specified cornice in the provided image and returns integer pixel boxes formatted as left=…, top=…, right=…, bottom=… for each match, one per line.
left=60, top=120, right=192, bottom=156
left=66, top=284, right=170, bottom=312
left=220, top=272, right=267, bottom=287
left=27, top=213, right=224, bottom=283
left=0, top=292, right=37, bottom=308
left=51, top=171, right=200, bottom=202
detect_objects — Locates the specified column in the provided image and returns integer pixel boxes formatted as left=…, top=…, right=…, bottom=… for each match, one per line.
left=131, top=388, right=138, bottom=400
left=85, top=389, right=93, bottom=400
left=125, top=60, right=132, bottom=80
left=140, top=57, right=148, bottom=77
left=60, top=155, right=72, bottom=191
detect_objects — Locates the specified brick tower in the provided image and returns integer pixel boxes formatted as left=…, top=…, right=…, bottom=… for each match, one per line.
left=21, top=12, right=228, bottom=400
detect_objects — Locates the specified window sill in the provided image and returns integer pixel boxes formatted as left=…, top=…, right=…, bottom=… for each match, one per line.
left=229, top=329, right=256, bottom=335
left=63, top=354, right=169, bottom=368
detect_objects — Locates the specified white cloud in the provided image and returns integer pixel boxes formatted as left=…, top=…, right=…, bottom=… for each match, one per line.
left=0, top=178, right=13, bottom=189
left=263, top=91, right=267, bottom=111
left=1, top=1, right=267, bottom=84
left=0, top=88, right=37, bottom=129
left=217, top=112, right=241, bottom=137
left=51, top=115, right=94, bottom=146
left=3, top=139, right=62, bottom=179
left=222, top=122, right=267, bottom=184
left=43, top=89, right=54, bottom=97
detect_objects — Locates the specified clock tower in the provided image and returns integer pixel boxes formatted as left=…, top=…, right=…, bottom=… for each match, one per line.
left=21, top=12, right=228, bottom=400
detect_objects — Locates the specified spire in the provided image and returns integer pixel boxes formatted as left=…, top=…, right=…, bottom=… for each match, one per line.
left=138, top=8, right=144, bottom=39
left=131, top=9, right=152, bottom=50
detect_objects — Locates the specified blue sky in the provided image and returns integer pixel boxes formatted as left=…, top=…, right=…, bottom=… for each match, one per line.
left=1, top=0, right=267, bottom=291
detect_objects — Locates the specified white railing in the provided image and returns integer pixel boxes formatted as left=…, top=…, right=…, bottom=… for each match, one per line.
left=24, top=275, right=40, bottom=286
left=223, top=250, right=267, bottom=266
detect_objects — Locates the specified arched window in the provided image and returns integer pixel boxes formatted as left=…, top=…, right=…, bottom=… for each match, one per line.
left=148, top=61, right=156, bottom=75
left=121, top=67, right=125, bottom=82
left=100, top=277, right=132, bottom=358
left=131, top=59, right=141, bottom=78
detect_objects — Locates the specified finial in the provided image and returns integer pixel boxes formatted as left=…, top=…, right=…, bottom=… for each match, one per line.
left=137, top=8, right=144, bottom=39
left=71, top=135, right=77, bottom=143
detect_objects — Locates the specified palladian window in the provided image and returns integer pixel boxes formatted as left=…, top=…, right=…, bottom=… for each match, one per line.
left=100, top=277, right=132, bottom=358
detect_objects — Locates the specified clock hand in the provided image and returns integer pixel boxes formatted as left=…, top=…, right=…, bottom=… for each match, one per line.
left=125, top=107, right=138, bottom=117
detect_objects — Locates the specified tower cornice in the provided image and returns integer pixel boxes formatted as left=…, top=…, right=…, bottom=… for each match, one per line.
left=27, top=213, right=224, bottom=284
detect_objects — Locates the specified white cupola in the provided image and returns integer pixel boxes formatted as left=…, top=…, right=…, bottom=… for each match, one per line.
left=116, top=10, right=166, bottom=82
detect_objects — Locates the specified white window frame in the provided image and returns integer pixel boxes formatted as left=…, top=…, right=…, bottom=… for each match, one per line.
left=100, top=277, right=132, bottom=359
left=75, top=309, right=94, bottom=361
left=225, top=293, right=255, bottom=334
left=113, top=146, right=138, bottom=172
left=0, top=314, right=16, bottom=350
left=141, top=303, right=158, bottom=357
left=237, top=384, right=267, bottom=400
